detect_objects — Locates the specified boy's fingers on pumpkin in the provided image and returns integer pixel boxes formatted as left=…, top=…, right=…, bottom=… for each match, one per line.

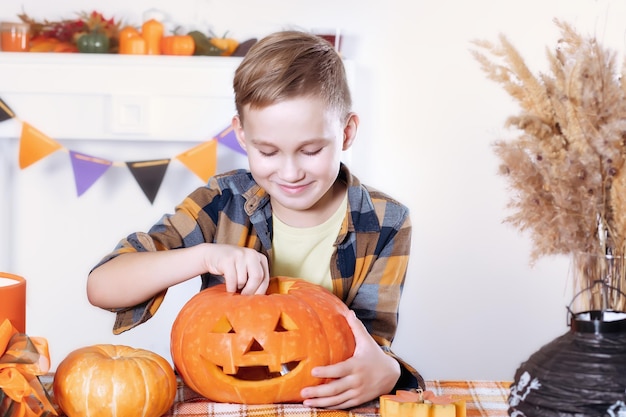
left=255, top=260, right=270, bottom=294
left=239, top=257, right=268, bottom=295
left=302, top=382, right=356, bottom=409
left=345, top=310, right=369, bottom=341
left=239, top=275, right=259, bottom=295
left=311, top=360, right=346, bottom=379
left=222, top=266, right=239, bottom=293
left=236, top=267, right=249, bottom=292
left=233, top=251, right=255, bottom=292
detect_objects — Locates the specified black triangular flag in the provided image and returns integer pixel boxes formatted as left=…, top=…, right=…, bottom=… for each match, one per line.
left=0, top=97, right=16, bottom=122
left=126, top=159, right=170, bottom=204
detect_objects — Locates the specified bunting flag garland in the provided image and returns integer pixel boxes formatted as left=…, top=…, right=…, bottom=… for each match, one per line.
left=126, top=159, right=171, bottom=204
left=0, top=98, right=15, bottom=122
left=69, top=151, right=113, bottom=197
left=0, top=96, right=248, bottom=203
left=175, top=139, right=218, bottom=183
left=19, top=122, right=63, bottom=169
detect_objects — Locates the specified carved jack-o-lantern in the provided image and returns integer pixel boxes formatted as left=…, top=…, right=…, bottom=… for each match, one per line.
left=170, top=276, right=355, bottom=404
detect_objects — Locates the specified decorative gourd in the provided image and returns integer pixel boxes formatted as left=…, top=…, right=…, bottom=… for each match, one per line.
left=170, top=276, right=355, bottom=404
left=53, top=344, right=177, bottom=417
left=209, top=34, right=239, bottom=56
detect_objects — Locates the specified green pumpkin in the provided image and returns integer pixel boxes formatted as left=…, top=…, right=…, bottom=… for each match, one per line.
left=77, top=32, right=110, bottom=53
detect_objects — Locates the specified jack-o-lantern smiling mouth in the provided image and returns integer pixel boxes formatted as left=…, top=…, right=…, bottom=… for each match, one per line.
left=207, top=313, right=307, bottom=381
left=220, top=360, right=300, bottom=381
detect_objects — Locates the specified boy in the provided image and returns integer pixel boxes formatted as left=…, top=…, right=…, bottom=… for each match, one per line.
left=87, top=30, right=423, bottom=409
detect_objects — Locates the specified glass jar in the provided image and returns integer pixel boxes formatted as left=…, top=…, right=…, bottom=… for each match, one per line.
left=0, top=22, right=30, bottom=52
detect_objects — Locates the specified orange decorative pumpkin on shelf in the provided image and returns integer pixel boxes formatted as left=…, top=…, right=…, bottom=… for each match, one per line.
left=53, top=344, right=177, bottom=417
left=170, top=276, right=356, bottom=404
left=161, top=35, right=195, bottom=56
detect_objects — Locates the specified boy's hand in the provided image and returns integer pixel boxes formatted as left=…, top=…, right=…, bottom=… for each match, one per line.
left=300, top=310, right=400, bottom=409
left=203, top=243, right=270, bottom=294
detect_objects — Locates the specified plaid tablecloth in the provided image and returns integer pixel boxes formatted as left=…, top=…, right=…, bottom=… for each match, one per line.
left=41, top=375, right=512, bottom=417
left=425, top=380, right=511, bottom=417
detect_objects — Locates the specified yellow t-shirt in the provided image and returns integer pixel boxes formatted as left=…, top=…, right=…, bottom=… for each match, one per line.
left=271, top=195, right=347, bottom=291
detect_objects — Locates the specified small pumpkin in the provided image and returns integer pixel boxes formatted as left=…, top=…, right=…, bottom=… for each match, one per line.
left=161, top=35, right=195, bottom=56
left=170, top=276, right=355, bottom=404
left=53, top=344, right=177, bottom=417
left=76, top=32, right=110, bottom=53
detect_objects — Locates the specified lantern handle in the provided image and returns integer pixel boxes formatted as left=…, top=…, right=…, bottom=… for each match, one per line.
left=566, top=279, right=626, bottom=326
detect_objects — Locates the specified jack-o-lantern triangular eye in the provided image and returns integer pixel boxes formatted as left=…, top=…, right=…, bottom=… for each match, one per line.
left=274, top=312, right=298, bottom=332
left=212, top=316, right=235, bottom=333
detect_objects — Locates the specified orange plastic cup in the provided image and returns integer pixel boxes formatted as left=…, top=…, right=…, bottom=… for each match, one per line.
left=0, top=22, right=30, bottom=52
left=0, top=272, right=26, bottom=332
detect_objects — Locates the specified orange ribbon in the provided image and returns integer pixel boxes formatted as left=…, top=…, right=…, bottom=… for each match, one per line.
left=0, top=319, right=57, bottom=417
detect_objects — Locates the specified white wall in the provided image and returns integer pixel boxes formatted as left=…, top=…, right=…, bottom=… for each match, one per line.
left=1, top=0, right=625, bottom=381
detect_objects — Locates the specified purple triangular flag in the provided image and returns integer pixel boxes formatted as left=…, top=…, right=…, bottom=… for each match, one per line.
left=69, top=150, right=113, bottom=196
left=126, top=158, right=170, bottom=204
left=216, top=125, right=246, bottom=155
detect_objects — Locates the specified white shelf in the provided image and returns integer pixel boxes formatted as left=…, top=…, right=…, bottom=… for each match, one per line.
left=0, top=52, right=243, bottom=94
left=0, top=53, right=243, bottom=141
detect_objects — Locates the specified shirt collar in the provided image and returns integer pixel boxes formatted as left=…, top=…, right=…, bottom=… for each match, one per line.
left=239, top=163, right=380, bottom=234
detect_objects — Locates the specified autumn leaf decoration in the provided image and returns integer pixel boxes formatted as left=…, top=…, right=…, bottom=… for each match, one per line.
left=19, top=10, right=120, bottom=46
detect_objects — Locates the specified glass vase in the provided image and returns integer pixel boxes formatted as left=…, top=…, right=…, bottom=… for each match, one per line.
left=569, top=252, right=626, bottom=316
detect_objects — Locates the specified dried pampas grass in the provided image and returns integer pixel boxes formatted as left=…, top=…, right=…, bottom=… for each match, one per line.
left=472, top=19, right=626, bottom=309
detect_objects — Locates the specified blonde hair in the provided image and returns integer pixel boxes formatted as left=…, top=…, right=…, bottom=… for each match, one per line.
left=233, top=30, right=352, bottom=123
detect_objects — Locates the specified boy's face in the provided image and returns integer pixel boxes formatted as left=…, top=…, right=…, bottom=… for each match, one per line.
left=233, top=96, right=357, bottom=226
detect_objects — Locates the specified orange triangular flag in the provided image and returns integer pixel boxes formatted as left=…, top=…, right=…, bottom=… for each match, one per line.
left=176, top=139, right=217, bottom=183
left=19, top=122, right=63, bottom=169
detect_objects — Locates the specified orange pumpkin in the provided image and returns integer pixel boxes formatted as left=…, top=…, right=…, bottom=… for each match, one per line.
left=161, top=35, right=195, bottom=56
left=53, top=344, right=177, bottom=417
left=170, top=276, right=355, bottom=404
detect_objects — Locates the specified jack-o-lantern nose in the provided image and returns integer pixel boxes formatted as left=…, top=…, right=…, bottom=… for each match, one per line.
left=245, top=338, right=265, bottom=353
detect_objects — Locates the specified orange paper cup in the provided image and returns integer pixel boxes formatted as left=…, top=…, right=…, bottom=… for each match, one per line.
left=0, top=272, right=26, bottom=333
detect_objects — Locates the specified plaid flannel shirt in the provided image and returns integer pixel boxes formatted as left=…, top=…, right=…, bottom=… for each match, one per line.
left=94, top=163, right=423, bottom=390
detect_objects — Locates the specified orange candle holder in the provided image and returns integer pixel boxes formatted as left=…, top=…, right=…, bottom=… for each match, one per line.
left=0, top=22, right=30, bottom=52
left=0, top=272, right=26, bottom=332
